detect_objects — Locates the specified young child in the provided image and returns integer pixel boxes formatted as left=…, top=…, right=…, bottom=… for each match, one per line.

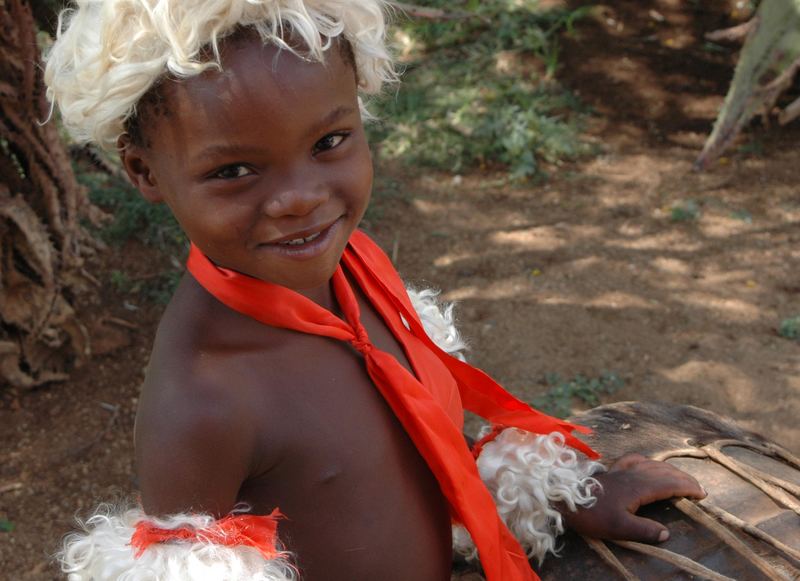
left=45, top=1, right=705, bottom=579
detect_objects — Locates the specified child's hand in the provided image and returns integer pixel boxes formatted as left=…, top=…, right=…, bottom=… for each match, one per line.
left=563, top=453, right=707, bottom=542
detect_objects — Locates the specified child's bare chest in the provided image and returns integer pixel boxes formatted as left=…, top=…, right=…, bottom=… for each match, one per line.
left=236, top=299, right=454, bottom=580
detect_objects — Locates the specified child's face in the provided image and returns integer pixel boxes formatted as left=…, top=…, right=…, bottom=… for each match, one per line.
left=121, top=34, right=372, bottom=292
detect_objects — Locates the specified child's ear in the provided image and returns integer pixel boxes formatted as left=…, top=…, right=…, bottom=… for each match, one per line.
left=117, top=134, right=164, bottom=203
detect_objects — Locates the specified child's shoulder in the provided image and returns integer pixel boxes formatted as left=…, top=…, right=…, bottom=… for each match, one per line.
left=142, top=273, right=283, bottom=410
left=134, top=274, right=293, bottom=514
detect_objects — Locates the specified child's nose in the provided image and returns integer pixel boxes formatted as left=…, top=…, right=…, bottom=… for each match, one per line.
left=261, top=186, right=330, bottom=218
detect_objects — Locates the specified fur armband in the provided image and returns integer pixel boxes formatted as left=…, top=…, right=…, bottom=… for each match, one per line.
left=406, top=286, right=467, bottom=360
left=58, top=505, right=296, bottom=581
left=455, top=428, right=604, bottom=565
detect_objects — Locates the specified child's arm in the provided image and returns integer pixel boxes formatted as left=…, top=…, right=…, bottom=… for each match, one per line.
left=135, top=376, right=254, bottom=516
left=58, top=374, right=296, bottom=581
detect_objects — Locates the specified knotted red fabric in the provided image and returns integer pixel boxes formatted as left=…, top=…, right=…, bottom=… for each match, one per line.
left=186, top=229, right=597, bottom=581
left=131, top=509, right=284, bottom=559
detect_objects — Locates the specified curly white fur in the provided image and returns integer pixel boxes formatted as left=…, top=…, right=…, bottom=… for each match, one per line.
left=451, top=523, right=476, bottom=561
left=404, top=287, right=602, bottom=565
left=58, top=505, right=296, bottom=581
left=406, top=286, right=467, bottom=361
left=471, top=428, right=604, bottom=565
left=44, top=0, right=395, bottom=147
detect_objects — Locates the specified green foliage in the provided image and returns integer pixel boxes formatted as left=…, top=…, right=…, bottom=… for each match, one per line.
left=77, top=168, right=185, bottom=252
left=737, top=138, right=765, bottom=157
left=701, top=41, right=729, bottom=54
left=77, top=167, right=186, bottom=303
left=109, top=269, right=132, bottom=293
left=531, top=372, right=624, bottom=418
left=368, top=1, right=593, bottom=179
left=670, top=199, right=701, bottom=222
left=143, top=270, right=185, bottom=305
left=730, top=209, right=753, bottom=223
left=364, top=174, right=407, bottom=223
left=0, top=519, right=14, bottom=533
left=779, top=315, right=800, bottom=341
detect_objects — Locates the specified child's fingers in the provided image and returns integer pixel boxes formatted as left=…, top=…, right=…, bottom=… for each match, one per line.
left=612, top=512, right=671, bottom=544
left=610, top=456, right=708, bottom=500
left=635, top=462, right=708, bottom=500
left=625, top=472, right=707, bottom=510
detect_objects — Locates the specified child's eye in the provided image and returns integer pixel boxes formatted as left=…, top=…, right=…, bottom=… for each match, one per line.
left=211, top=164, right=253, bottom=180
left=312, top=133, right=348, bottom=156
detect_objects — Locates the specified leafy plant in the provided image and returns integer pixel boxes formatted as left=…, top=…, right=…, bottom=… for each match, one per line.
left=76, top=167, right=185, bottom=252
left=364, top=174, right=407, bottom=223
left=368, top=1, right=593, bottom=179
left=109, top=269, right=133, bottom=293
left=0, top=519, right=14, bottom=533
left=670, top=199, right=702, bottom=222
left=779, top=315, right=800, bottom=341
left=76, top=165, right=186, bottom=302
left=696, top=0, right=800, bottom=168
left=143, top=270, right=185, bottom=305
left=730, top=209, right=753, bottom=223
left=531, top=372, right=624, bottom=418
left=737, top=138, right=764, bottom=156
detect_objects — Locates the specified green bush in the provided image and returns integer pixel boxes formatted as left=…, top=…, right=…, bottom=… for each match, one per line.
left=368, top=1, right=593, bottom=179
left=77, top=168, right=185, bottom=252
left=77, top=166, right=186, bottom=303
left=670, top=199, right=702, bottom=222
left=531, top=371, right=624, bottom=418
left=779, top=315, right=800, bottom=341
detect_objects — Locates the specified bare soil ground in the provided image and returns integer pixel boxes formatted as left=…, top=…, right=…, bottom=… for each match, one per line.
left=2, top=1, right=798, bottom=578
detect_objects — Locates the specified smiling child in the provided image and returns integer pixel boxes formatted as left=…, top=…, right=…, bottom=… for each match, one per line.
left=45, top=2, right=704, bottom=580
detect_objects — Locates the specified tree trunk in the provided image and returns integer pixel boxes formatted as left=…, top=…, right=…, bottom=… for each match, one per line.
left=0, top=0, right=98, bottom=388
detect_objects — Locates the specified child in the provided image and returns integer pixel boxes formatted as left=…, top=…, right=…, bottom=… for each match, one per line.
left=45, top=1, right=705, bottom=580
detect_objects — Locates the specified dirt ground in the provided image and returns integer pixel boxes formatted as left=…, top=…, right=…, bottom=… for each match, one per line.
left=2, top=1, right=798, bottom=578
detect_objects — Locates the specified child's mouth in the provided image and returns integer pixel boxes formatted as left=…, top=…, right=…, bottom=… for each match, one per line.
left=260, top=218, right=342, bottom=259
left=279, top=231, right=322, bottom=246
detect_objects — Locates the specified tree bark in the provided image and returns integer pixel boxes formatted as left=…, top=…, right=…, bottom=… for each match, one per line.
left=0, top=0, right=97, bottom=388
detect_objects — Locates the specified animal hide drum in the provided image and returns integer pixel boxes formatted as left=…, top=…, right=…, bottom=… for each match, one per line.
left=537, top=402, right=800, bottom=581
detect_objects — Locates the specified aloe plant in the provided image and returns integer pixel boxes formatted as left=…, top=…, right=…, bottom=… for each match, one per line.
left=697, top=0, right=800, bottom=169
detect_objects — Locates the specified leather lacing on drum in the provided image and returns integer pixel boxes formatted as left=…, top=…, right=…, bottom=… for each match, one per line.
left=582, top=438, right=800, bottom=581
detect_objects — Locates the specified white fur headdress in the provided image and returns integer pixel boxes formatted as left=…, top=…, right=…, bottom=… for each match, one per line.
left=44, top=0, right=395, bottom=148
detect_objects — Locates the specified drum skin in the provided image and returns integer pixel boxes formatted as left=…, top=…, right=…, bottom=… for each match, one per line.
left=536, top=401, right=800, bottom=581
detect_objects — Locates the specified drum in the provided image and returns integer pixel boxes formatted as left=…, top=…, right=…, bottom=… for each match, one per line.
left=451, top=401, right=800, bottom=580
left=536, top=402, right=800, bottom=581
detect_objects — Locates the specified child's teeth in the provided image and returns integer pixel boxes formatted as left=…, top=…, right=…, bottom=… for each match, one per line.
left=281, top=232, right=321, bottom=245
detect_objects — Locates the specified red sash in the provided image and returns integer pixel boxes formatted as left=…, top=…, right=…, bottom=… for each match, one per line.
left=187, top=229, right=597, bottom=581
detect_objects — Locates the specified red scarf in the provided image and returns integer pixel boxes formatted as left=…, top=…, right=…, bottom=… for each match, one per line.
left=187, top=230, right=596, bottom=581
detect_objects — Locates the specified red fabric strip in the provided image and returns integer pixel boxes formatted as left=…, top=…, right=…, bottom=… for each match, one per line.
left=130, top=510, right=284, bottom=560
